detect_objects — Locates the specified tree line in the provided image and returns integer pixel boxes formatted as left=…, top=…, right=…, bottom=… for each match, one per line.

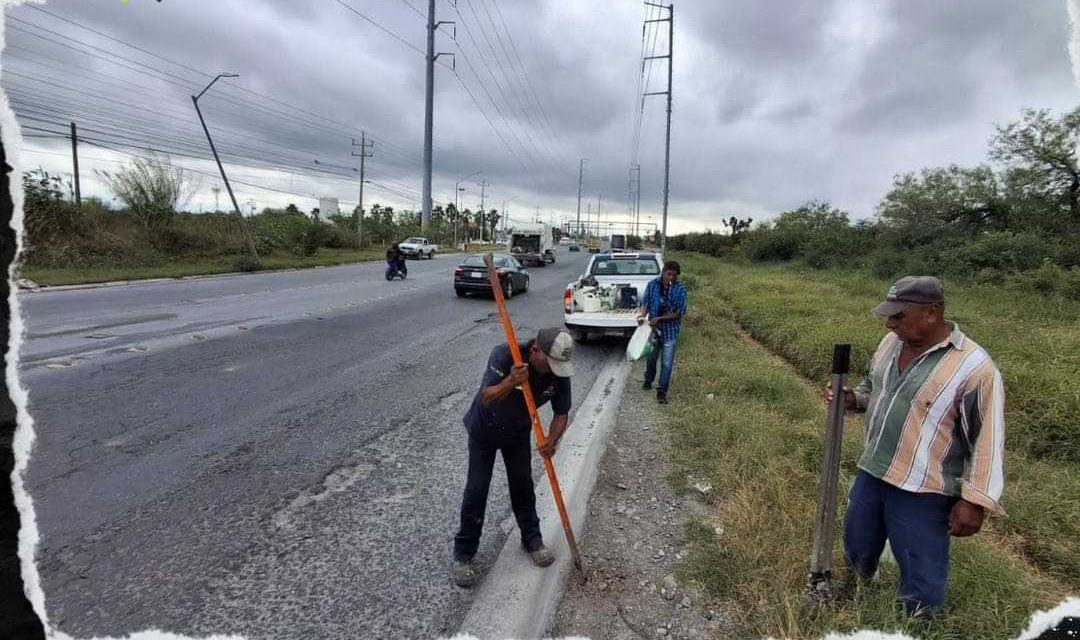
left=668, top=106, right=1080, bottom=300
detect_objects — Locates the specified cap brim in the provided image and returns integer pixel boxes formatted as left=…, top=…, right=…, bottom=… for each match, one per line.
left=871, top=300, right=911, bottom=318
left=548, top=358, right=573, bottom=378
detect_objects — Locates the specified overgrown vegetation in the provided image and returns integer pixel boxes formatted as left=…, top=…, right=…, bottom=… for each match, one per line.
left=18, top=154, right=516, bottom=283
left=664, top=254, right=1077, bottom=640
left=668, top=106, right=1080, bottom=301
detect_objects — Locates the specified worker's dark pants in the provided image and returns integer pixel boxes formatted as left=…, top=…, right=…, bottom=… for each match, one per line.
left=843, top=471, right=954, bottom=616
left=454, top=427, right=543, bottom=562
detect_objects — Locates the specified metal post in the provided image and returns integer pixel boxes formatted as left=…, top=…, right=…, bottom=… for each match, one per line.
left=421, top=3, right=455, bottom=233
left=421, top=0, right=436, bottom=233
left=661, top=3, right=673, bottom=252
left=644, top=2, right=673, bottom=252
left=70, top=122, right=81, bottom=207
left=192, top=77, right=258, bottom=261
left=576, top=159, right=585, bottom=236
left=478, top=179, right=488, bottom=242
left=808, top=343, right=851, bottom=603
left=352, top=132, right=374, bottom=248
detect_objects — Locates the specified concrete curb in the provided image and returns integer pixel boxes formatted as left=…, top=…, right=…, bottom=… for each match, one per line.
left=16, top=253, right=468, bottom=293
left=457, top=352, right=631, bottom=640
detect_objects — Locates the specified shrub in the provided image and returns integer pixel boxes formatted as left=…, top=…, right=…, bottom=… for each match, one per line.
left=956, top=232, right=1053, bottom=274
left=95, top=155, right=198, bottom=230
left=743, top=226, right=804, bottom=262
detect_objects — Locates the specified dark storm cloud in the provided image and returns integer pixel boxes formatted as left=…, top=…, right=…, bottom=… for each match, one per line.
left=5, top=0, right=1078, bottom=227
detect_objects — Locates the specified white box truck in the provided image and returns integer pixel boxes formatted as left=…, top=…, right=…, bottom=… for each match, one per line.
left=508, top=223, right=555, bottom=267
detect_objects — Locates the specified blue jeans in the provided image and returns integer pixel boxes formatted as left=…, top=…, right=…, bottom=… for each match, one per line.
left=644, top=336, right=677, bottom=393
left=843, top=471, right=955, bottom=615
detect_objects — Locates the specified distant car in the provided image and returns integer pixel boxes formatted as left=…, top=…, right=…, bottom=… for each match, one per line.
left=454, top=253, right=530, bottom=299
left=399, top=236, right=436, bottom=260
left=568, top=243, right=580, bottom=252
left=559, top=237, right=571, bottom=246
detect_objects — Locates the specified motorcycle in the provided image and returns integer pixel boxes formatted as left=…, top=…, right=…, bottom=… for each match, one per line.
left=385, top=260, right=408, bottom=281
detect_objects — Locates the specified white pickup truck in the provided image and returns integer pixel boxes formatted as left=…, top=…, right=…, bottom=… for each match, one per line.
left=563, top=251, right=663, bottom=342
left=398, top=236, right=437, bottom=259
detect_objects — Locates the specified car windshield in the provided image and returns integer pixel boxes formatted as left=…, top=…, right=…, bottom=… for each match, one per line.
left=589, top=257, right=659, bottom=276
left=404, top=237, right=424, bottom=244
left=461, top=255, right=510, bottom=268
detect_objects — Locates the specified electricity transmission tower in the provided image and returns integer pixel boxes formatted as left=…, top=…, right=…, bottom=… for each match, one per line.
left=643, top=2, right=673, bottom=251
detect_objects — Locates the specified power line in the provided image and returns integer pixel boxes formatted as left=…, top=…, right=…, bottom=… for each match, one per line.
left=6, top=16, right=426, bottom=168
left=466, top=0, right=563, bottom=169
left=456, top=0, right=560, bottom=174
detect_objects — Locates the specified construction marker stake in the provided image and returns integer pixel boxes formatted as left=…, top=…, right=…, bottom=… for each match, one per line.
left=483, top=253, right=587, bottom=579
left=808, top=343, right=851, bottom=603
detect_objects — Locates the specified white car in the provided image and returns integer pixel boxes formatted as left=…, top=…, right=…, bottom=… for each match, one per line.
left=398, top=236, right=436, bottom=260
left=559, top=237, right=571, bottom=246
left=563, top=251, right=663, bottom=341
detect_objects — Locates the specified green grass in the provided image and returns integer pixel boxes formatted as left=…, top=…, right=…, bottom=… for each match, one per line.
left=19, top=247, right=396, bottom=286
left=657, top=255, right=1076, bottom=639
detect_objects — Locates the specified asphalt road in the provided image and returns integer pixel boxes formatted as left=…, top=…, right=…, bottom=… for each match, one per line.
left=17, top=247, right=620, bottom=639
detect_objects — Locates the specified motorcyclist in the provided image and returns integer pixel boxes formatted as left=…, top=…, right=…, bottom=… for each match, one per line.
left=385, top=243, right=407, bottom=277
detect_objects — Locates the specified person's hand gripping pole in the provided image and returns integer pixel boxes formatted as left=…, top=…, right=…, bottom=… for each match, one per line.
left=483, top=253, right=586, bottom=578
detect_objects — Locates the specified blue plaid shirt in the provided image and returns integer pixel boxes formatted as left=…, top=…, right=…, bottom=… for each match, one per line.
left=642, top=277, right=687, bottom=343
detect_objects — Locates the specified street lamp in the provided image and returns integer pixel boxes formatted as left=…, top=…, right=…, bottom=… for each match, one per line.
left=455, top=171, right=482, bottom=246
left=192, top=73, right=259, bottom=261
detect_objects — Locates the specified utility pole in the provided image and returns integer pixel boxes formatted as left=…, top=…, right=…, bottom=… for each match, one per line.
left=478, top=179, right=489, bottom=242
left=422, top=0, right=454, bottom=233
left=644, top=2, right=673, bottom=251
left=352, top=132, right=374, bottom=248
left=69, top=122, right=81, bottom=207
left=630, top=164, right=641, bottom=239
left=192, top=72, right=258, bottom=261
left=576, top=158, right=586, bottom=236
left=586, top=202, right=592, bottom=238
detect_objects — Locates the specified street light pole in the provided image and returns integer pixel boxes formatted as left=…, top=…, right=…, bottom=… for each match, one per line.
left=192, top=73, right=258, bottom=261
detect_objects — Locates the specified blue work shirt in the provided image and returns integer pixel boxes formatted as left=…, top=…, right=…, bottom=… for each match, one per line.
left=463, top=341, right=572, bottom=439
left=642, top=277, right=688, bottom=343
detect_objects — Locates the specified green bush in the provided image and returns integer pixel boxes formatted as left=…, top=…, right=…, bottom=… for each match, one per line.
left=743, top=226, right=804, bottom=262
left=956, top=232, right=1053, bottom=274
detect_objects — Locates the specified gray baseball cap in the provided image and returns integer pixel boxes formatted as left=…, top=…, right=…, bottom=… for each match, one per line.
left=536, top=327, right=574, bottom=378
left=871, top=276, right=945, bottom=318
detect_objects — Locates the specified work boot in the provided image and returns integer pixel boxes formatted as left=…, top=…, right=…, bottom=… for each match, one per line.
left=528, top=545, right=555, bottom=567
left=453, top=559, right=480, bottom=588
left=657, top=391, right=668, bottom=404
left=642, top=381, right=653, bottom=390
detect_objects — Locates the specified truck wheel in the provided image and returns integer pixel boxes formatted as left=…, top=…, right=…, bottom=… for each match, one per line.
left=569, top=330, right=588, bottom=344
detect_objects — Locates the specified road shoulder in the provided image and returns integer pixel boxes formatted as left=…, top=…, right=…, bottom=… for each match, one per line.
left=552, top=359, right=732, bottom=640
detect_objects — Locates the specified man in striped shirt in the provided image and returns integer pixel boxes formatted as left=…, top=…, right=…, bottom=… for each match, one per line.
left=826, top=275, right=1005, bottom=617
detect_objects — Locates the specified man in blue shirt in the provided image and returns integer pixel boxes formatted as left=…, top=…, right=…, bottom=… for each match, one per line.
left=452, top=328, right=575, bottom=588
left=638, top=260, right=688, bottom=404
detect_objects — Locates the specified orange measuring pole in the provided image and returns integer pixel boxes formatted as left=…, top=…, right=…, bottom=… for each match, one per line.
left=483, top=253, right=586, bottom=577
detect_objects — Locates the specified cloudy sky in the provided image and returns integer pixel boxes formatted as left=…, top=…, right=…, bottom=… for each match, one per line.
left=3, top=0, right=1078, bottom=235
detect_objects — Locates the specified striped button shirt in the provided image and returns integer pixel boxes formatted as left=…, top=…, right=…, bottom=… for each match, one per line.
left=852, top=324, right=1006, bottom=515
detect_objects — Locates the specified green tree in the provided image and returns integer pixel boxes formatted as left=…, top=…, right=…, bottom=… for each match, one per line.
left=991, top=107, right=1080, bottom=222
left=877, top=165, right=1005, bottom=241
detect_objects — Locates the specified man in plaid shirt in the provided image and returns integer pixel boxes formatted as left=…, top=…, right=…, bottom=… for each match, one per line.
left=826, top=276, right=1006, bottom=617
left=638, top=260, right=688, bottom=404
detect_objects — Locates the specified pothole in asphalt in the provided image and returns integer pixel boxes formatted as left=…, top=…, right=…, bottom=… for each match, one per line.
left=270, top=462, right=377, bottom=530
